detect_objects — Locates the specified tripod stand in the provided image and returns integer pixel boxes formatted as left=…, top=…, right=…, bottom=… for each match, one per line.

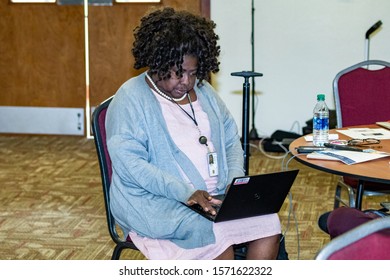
left=231, top=71, right=263, bottom=175
left=249, top=0, right=260, bottom=140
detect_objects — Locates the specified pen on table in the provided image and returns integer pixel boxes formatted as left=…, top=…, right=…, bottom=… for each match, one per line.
left=323, top=143, right=364, bottom=152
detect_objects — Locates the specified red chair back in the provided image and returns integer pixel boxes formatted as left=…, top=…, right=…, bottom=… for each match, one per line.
left=92, top=96, right=139, bottom=259
left=316, top=217, right=390, bottom=260
left=97, top=106, right=112, bottom=181
left=329, top=231, right=390, bottom=260
left=334, top=60, right=390, bottom=128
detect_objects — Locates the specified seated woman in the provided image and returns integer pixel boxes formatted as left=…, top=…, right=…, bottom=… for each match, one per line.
left=105, top=7, right=281, bottom=260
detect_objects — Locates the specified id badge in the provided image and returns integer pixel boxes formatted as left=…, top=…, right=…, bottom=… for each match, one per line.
left=207, top=152, right=218, bottom=177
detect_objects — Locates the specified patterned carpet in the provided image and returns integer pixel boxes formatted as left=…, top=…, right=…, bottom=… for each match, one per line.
left=0, top=135, right=385, bottom=260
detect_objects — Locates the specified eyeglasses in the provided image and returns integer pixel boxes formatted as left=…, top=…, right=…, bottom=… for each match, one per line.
left=330, top=138, right=381, bottom=147
left=348, top=138, right=381, bottom=146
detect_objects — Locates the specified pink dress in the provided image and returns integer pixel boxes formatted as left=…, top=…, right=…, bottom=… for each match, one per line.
left=129, top=91, right=281, bottom=259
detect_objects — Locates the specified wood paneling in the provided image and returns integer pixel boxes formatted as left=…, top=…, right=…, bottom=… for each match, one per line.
left=1, top=4, right=85, bottom=107
left=0, top=0, right=209, bottom=112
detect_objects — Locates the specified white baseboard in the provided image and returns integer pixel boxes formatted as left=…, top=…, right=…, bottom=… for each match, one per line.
left=0, top=106, right=84, bottom=135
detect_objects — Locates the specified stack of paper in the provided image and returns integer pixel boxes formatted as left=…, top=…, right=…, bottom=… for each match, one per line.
left=376, top=121, right=390, bottom=130
left=307, top=150, right=389, bottom=165
left=337, top=127, right=390, bottom=140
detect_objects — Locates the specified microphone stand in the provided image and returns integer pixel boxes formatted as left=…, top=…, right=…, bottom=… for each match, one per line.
left=231, top=71, right=263, bottom=175
left=249, top=0, right=259, bottom=140
left=365, top=20, right=382, bottom=62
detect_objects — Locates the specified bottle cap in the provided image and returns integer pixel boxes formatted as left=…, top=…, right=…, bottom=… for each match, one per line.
left=317, top=94, right=325, bottom=101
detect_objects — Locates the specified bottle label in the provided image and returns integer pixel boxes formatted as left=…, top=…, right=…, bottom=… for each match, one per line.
left=313, top=117, right=329, bottom=130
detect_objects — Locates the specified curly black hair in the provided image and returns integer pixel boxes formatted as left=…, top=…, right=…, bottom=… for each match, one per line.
left=132, top=7, right=220, bottom=84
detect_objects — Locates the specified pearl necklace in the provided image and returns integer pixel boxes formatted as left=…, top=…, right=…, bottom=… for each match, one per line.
left=145, top=72, right=188, bottom=102
left=145, top=72, right=208, bottom=147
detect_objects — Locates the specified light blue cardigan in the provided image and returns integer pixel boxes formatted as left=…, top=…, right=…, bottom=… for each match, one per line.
left=106, top=72, right=244, bottom=249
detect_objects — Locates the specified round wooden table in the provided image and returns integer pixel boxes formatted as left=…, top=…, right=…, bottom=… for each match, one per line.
left=289, top=126, right=390, bottom=209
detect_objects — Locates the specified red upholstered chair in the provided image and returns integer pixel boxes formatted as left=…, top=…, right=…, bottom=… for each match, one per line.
left=332, top=60, right=390, bottom=209
left=92, top=96, right=140, bottom=260
left=315, top=216, right=390, bottom=260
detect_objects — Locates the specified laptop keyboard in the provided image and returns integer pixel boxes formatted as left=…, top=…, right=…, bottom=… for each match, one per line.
left=183, top=194, right=225, bottom=221
left=193, top=203, right=221, bottom=212
left=189, top=203, right=221, bottom=220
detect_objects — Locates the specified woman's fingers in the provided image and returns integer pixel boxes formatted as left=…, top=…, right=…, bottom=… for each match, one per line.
left=187, top=190, right=217, bottom=215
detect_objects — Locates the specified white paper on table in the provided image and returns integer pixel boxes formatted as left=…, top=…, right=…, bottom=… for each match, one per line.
left=304, top=134, right=339, bottom=142
left=336, top=128, right=390, bottom=140
left=307, top=149, right=390, bottom=165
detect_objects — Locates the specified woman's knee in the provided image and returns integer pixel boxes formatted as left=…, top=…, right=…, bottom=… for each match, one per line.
left=246, top=234, right=280, bottom=260
left=214, top=246, right=234, bottom=260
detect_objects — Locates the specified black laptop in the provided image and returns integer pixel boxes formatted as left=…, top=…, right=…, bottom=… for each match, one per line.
left=186, top=169, right=299, bottom=223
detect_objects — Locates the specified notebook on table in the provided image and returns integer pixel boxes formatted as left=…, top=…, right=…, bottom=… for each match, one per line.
left=376, top=121, right=390, bottom=130
left=185, top=169, right=299, bottom=223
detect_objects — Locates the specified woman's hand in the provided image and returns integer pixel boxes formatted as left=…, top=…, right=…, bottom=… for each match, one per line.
left=186, top=190, right=222, bottom=216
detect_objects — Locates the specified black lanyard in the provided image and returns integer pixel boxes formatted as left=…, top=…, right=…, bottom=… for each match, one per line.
left=173, top=95, right=208, bottom=146
left=174, top=94, right=198, bottom=126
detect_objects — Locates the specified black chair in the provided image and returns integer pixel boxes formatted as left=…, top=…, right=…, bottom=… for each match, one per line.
left=92, top=96, right=140, bottom=260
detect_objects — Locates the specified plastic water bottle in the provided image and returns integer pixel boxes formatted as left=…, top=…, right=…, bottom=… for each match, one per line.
left=312, top=93, right=329, bottom=146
